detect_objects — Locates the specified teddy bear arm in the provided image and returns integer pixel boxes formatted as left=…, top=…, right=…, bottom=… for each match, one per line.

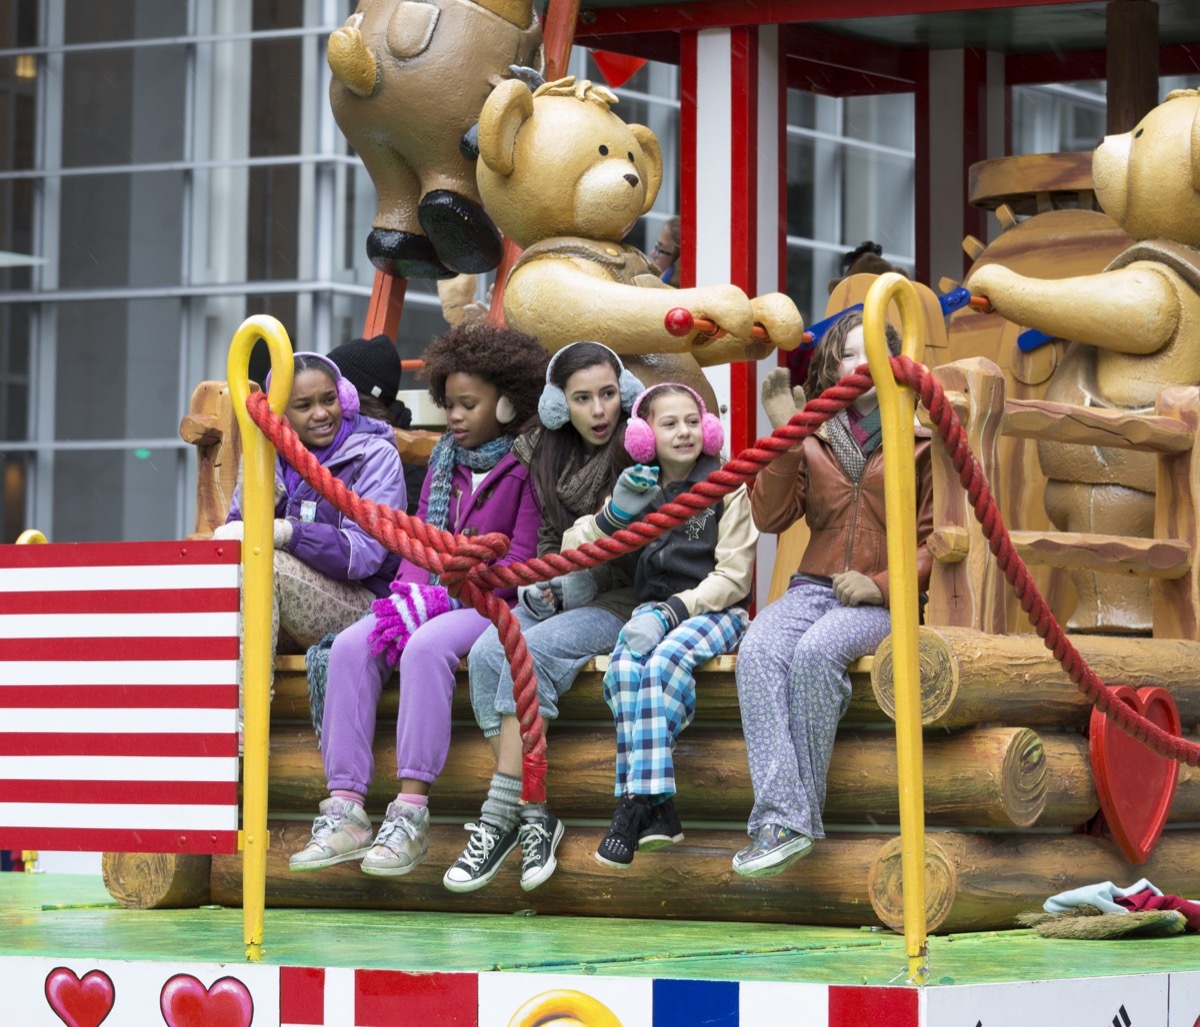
left=969, top=263, right=1178, bottom=355
left=505, top=261, right=742, bottom=355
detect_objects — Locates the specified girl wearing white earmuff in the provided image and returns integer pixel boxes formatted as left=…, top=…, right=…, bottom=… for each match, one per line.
left=456, top=340, right=644, bottom=896
left=289, top=324, right=548, bottom=879
left=561, top=383, right=758, bottom=871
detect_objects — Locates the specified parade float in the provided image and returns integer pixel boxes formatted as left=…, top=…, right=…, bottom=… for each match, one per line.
left=4, top=1, right=1200, bottom=1024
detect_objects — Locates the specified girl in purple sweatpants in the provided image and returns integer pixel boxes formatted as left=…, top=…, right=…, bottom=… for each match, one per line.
left=289, top=323, right=547, bottom=878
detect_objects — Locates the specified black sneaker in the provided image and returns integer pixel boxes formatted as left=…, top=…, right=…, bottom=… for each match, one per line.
left=595, top=796, right=649, bottom=870
left=442, top=820, right=519, bottom=893
left=518, top=809, right=564, bottom=892
left=638, top=797, right=684, bottom=852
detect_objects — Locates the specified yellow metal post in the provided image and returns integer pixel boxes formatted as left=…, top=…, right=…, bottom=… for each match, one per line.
left=862, top=274, right=928, bottom=985
left=227, top=315, right=294, bottom=961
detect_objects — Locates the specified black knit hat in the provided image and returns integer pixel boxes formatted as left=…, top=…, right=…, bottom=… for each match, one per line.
left=327, top=334, right=402, bottom=407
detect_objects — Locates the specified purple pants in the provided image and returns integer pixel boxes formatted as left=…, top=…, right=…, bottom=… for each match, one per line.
left=321, top=606, right=491, bottom=795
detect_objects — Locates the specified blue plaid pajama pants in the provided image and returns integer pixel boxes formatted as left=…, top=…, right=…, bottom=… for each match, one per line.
left=603, top=603, right=749, bottom=799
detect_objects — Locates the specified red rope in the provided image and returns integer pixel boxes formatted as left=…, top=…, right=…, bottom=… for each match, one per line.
left=245, top=353, right=1200, bottom=793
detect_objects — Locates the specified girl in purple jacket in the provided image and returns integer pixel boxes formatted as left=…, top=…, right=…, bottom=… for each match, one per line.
left=290, top=324, right=548, bottom=877
left=214, top=352, right=406, bottom=733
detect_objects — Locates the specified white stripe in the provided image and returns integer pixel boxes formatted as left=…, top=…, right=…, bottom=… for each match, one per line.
left=0, top=755, right=239, bottom=780
left=326, top=967, right=355, bottom=1027
left=0, top=563, right=237, bottom=592
left=3, top=709, right=237, bottom=733
left=1, top=661, right=236, bottom=684
left=1, top=803, right=237, bottom=830
left=0, top=612, right=239, bottom=638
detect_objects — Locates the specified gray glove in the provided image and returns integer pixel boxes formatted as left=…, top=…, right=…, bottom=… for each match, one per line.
left=619, top=606, right=671, bottom=657
left=273, top=518, right=294, bottom=549
left=548, top=571, right=598, bottom=611
left=761, top=368, right=806, bottom=431
left=832, top=570, right=884, bottom=607
left=608, top=464, right=662, bottom=523
left=212, top=520, right=244, bottom=541
left=518, top=582, right=558, bottom=621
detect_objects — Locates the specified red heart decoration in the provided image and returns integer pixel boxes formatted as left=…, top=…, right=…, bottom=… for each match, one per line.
left=44, top=967, right=115, bottom=1027
left=1089, top=684, right=1181, bottom=864
left=159, top=974, right=253, bottom=1027
left=590, top=49, right=648, bottom=89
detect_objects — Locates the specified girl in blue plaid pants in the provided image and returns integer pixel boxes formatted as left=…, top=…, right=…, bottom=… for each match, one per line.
left=562, top=383, right=758, bottom=869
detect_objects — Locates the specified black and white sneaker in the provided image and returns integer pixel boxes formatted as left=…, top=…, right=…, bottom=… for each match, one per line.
left=638, top=797, right=684, bottom=852
left=442, top=820, right=519, bottom=893
left=518, top=809, right=564, bottom=892
left=595, top=796, right=649, bottom=869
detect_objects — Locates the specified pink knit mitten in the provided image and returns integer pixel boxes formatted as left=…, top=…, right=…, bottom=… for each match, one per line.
left=368, top=582, right=461, bottom=666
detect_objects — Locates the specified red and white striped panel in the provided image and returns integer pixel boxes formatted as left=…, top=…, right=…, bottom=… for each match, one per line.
left=0, top=541, right=241, bottom=854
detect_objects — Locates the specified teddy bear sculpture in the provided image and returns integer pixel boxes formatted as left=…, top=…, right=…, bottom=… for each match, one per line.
left=967, top=89, right=1200, bottom=634
left=328, top=0, right=543, bottom=279
left=476, top=76, right=804, bottom=408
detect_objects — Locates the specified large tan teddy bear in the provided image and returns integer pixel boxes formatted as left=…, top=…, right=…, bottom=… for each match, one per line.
left=475, top=76, right=804, bottom=407
left=327, top=0, right=543, bottom=279
left=967, top=89, right=1200, bottom=634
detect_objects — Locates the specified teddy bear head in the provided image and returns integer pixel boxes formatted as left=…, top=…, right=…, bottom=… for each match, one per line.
left=476, top=76, right=663, bottom=248
left=1092, top=88, right=1200, bottom=247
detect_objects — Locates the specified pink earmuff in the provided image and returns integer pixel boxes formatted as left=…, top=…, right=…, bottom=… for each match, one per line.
left=624, top=384, right=723, bottom=463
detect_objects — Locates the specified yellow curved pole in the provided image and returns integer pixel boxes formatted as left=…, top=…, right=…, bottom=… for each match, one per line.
left=863, top=273, right=928, bottom=985
left=227, top=314, right=293, bottom=961
left=16, top=529, right=47, bottom=544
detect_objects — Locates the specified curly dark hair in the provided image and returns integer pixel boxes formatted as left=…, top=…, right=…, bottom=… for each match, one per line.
left=419, top=323, right=549, bottom=437
left=804, top=309, right=901, bottom=399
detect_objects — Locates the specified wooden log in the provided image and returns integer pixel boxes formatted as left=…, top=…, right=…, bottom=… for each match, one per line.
left=927, top=359, right=1007, bottom=633
left=1152, top=387, right=1200, bottom=641
left=270, top=655, right=883, bottom=724
left=264, top=723, right=1048, bottom=829
left=871, top=626, right=1200, bottom=728
left=1003, top=397, right=1192, bottom=454
left=867, top=835, right=957, bottom=934
left=1106, top=0, right=1159, bottom=136
left=102, top=852, right=211, bottom=910
left=211, top=821, right=894, bottom=928
left=1005, top=529, right=1190, bottom=578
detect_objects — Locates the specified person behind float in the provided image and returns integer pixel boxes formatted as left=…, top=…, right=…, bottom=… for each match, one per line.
left=213, top=351, right=406, bottom=737
left=732, top=309, right=934, bottom=877
left=565, top=383, right=758, bottom=870
left=450, top=341, right=643, bottom=894
left=288, top=324, right=547, bottom=877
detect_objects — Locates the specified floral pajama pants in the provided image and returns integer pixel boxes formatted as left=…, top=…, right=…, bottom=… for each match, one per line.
left=735, top=578, right=891, bottom=840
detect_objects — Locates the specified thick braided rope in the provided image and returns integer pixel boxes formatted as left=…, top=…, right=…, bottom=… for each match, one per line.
left=893, top=353, right=1200, bottom=766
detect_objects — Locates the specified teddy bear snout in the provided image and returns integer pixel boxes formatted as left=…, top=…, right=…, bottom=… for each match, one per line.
left=624, top=173, right=639, bottom=188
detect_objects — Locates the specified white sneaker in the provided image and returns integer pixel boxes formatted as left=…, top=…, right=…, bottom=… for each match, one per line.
left=288, top=797, right=373, bottom=871
left=361, top=801, right=430, bottom=877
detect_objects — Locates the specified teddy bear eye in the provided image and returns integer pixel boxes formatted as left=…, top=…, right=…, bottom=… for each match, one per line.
left=599, top=145, right=609, bottom=156
left=627, top=151, right=635, bottom=162
left=1134, top=128, right=1144, bottom=138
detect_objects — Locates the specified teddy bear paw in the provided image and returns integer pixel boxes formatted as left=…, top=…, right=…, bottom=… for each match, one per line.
left=367, top=229, right=453, bottom=280
left=417, top=191, right=504, bottom=275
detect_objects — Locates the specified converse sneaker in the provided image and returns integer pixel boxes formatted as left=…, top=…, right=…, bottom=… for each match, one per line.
left=595, top=796, right=649, bottom=869
left=518, top=809, right=564, bottom=892
left=442, top=820, right=520, bottom=893
left=638, top=797, right=684, bottom=852
left=360, top=801, right=429, bottom=877
left=289, top=797, right=373, bottom=871
left=731, top=824, right=813, bottom=878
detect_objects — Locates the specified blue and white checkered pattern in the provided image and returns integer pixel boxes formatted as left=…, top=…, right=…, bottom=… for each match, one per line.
left=603, top=604, right=749, bottom=798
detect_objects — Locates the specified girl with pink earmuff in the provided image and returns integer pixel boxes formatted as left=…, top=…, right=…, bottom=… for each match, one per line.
left=213, top=351, right=407, bottom=744
left=560, top=382, right=759, bottom=870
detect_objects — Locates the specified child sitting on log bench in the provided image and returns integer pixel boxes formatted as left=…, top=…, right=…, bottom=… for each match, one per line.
left=561, top=383, right=758, bottom=869
left=289, top=324, right=547, bottom=878
left=733, top=311, right=934, bottom=878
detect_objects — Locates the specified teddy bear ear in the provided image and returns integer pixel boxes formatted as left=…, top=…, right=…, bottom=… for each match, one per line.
left=630, top=124, right=663, bottom=214
left=478, top=78, right=535, bottom=178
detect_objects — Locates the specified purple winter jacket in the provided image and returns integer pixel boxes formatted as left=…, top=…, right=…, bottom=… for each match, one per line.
left=228, top=414, right=405, bottom=598
left=394, top=448, right=540, bottom=602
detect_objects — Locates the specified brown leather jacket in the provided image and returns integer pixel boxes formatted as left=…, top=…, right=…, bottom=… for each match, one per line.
left=751, top=423, right=935, bottom=607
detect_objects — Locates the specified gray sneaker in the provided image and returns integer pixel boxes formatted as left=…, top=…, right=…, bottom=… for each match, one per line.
left=360, top=801, right=430, bottom=877
left=289, top=797, right=373, bottom=871
left=731, top=824, right=813, bottom=878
